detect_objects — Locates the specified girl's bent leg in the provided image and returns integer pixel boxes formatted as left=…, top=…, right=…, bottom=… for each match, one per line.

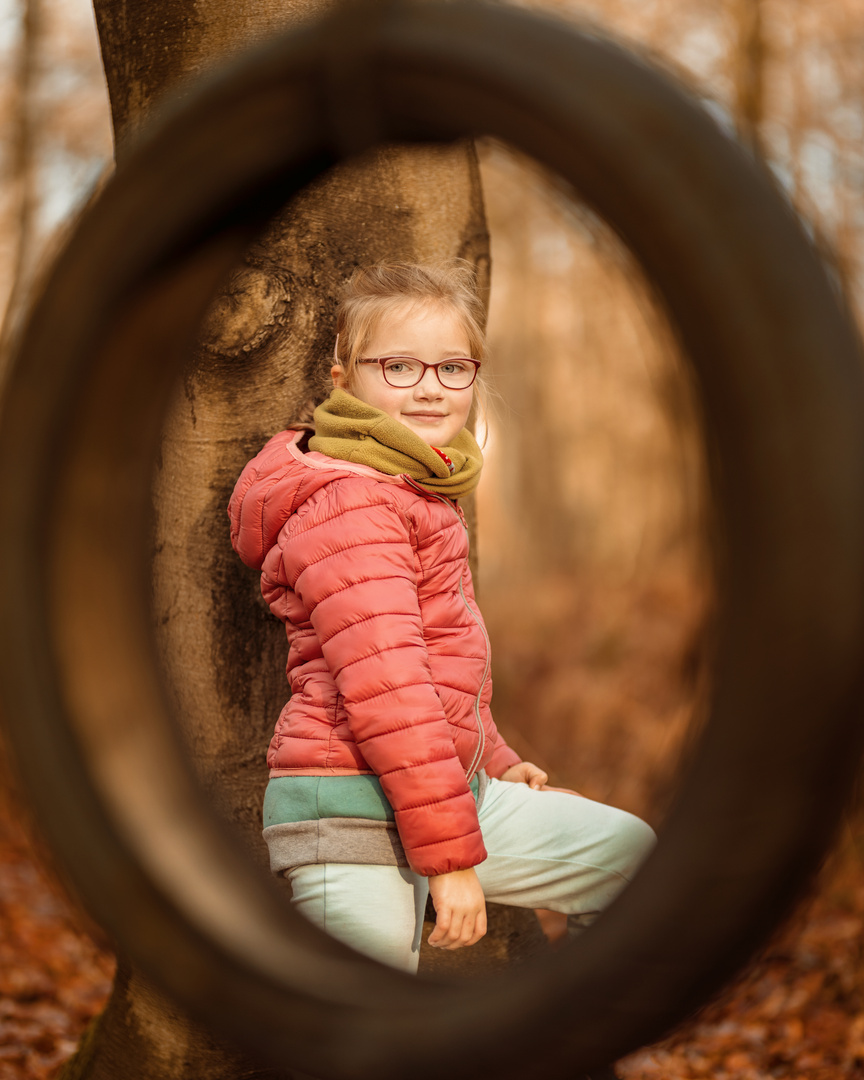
left=476, top=778, right=656, bottom=931
left=287, top=863, right=429, bottom=973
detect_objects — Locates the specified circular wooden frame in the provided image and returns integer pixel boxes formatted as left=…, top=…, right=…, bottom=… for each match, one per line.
left=2, top=3, right=864, bottom=1077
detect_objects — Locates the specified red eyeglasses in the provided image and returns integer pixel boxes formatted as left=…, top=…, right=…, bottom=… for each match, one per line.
left=357, top=356, right=481, bottom=389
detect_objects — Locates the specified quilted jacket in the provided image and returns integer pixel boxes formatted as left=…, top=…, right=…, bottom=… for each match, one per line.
left=228, top=429, right=521, bottom=876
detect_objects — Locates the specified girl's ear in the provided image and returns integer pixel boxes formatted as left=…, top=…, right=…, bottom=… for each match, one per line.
left=331, top=365, right=348, bottom=389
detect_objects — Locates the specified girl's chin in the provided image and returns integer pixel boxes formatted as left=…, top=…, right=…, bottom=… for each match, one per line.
left=403, top=423, right=453, bottom=446
left=401, top=416, right=455, bottom=437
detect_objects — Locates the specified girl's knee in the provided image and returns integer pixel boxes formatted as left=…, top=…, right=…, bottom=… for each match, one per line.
left=559, top=810, right=655, bottom=920
left=582, top=811, right=655, bottom=912
left=611, top=811, right=656, bottom=879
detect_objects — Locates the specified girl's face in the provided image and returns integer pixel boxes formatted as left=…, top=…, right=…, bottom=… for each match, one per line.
left=332, top=301, right=475, bottom=447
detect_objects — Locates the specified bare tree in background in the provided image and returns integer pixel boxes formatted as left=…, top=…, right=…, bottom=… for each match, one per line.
left=732, top=0, right=765, bottom=154
left=0, top=0, right=42, bottom=355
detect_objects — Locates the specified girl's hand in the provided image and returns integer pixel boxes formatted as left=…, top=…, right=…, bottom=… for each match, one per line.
left=500, top=761, right=548, bottom=789
left=499, top=762, right=584, bottom=797
left=427, top=868, right=487, bottom=950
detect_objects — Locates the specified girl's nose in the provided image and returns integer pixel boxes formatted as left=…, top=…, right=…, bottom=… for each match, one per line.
left=415, top=367, right=443, bottom=396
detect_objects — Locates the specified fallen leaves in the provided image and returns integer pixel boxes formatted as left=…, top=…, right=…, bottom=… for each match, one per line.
left=0, top=795, right=113, bottom=1080
left=620, top=829, right=864, bottom=1079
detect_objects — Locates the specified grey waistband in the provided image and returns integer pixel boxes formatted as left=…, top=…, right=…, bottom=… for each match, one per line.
left=264, top=817, right=408, bottom=874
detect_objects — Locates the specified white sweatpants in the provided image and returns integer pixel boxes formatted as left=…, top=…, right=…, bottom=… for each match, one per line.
left=287, top=777, right=656, bottom=972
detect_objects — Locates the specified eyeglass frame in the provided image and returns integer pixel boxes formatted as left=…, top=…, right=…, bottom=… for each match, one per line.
left=356, top=355, right=482, bottom=389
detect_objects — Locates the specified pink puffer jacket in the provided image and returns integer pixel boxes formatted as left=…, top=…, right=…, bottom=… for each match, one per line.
left=228, top=430, right=520, bottom=876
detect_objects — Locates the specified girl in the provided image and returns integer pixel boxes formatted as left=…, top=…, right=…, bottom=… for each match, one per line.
left=228, top=260, right=655, bottom=976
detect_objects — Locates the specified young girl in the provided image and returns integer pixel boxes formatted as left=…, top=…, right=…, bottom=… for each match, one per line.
left=228, top=261, right=655, bottom=975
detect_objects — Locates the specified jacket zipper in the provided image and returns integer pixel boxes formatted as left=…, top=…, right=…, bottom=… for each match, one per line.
left=401, top=475, right=490, bottom=780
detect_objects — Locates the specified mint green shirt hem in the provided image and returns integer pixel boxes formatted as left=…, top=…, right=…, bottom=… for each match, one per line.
left=263, top=773, right=482, bottom=827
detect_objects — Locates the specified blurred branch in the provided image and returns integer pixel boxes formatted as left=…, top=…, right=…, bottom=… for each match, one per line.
left=732, top=0, right=765, bottom=155
left=0, top=0, right=42, bottom=366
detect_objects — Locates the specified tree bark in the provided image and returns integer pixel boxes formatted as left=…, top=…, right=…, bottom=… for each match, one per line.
left=150, top=141, right=489, bottom=859
left=58, top=2, right=538, bottom=1078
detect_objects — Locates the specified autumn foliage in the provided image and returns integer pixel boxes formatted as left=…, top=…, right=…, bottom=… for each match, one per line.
left=0, top=787, right=113, bottom=1080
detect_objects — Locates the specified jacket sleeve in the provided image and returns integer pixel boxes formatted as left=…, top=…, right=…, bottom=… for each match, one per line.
left=484, top=730, right=521, bottom=778
left=284, top=485, right=487, bottom=877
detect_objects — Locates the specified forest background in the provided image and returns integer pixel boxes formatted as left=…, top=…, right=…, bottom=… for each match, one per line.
left=2, top=0, right=864, bottom=1077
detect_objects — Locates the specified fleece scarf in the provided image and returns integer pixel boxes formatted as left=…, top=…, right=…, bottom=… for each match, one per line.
left=309, top=388, right=482, bottom=499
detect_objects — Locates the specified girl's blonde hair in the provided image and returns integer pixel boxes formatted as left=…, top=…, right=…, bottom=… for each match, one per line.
left=334, top=260, right=487, bottom=384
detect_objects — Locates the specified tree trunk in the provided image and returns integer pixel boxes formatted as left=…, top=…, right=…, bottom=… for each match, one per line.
left=58, top=2, right=538, bottom=1078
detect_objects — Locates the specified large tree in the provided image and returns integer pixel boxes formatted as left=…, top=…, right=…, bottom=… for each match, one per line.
left=58, top=2, right=533, bottom=1077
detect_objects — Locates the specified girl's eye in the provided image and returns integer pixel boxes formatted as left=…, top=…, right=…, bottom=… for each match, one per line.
left=384, top=360, right=409, bottom=374
left=440, top=361, right=468, bottom=375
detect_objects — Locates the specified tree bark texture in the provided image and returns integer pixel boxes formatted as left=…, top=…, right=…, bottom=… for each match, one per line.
left=59, top=2, right=539, bottom=1078
left=151, top=142, right=489, bottom=857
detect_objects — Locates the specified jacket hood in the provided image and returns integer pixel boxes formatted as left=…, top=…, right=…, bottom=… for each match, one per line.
left=228, top=429, right=398, bottom=570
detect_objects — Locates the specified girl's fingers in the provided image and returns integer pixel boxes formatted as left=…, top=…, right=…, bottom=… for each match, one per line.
left=429, top=908, right=463, bottom=947
left=430, top=909, right=487, bottom=949
left=435, top=911, right=464, bottom=948
left=427, top=867, right=486, bottom=949
left=427, top=906, right=451, bottom=946
left=446, top=914, right=474, bottom=950
left=503, top=761, right=550, bottom=788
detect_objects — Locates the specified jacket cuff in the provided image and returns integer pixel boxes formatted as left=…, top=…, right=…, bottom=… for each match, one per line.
left=406, top=831, right=488, bottom=877
left=483, top=743, right=522, bottom=779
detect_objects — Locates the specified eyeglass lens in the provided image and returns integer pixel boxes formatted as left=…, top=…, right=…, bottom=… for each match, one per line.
left=382, top=357, right=476, bottom=389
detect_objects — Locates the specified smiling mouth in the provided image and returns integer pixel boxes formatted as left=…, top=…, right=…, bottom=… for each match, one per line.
left=404, top=412, right=446, bottom=420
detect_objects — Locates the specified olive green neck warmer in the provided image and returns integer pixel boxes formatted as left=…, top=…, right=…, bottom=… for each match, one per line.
left=309, top=388, right=483, bottom=500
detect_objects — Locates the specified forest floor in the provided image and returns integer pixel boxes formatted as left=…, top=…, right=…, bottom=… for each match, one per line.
left=0, top=792, right=113, bottom=1080
left=618, top=827, right=864, bottom=1080
left=4, top=763, right=864, bottom=1079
